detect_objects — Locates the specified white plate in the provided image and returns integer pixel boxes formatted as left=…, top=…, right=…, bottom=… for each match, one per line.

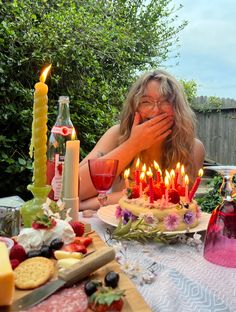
left=97, top=205, right=211, bottom=234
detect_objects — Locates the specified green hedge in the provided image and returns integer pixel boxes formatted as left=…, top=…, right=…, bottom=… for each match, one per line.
left=0, top=0, right=185, bottom=199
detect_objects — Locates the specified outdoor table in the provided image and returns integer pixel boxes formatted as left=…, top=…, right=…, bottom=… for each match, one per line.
left=81, top=212, right=236, bottom=312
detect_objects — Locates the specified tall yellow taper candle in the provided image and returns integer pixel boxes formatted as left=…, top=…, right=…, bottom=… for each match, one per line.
left=31, top=64, right=51, bottom=187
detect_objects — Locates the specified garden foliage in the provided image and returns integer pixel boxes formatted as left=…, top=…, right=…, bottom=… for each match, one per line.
left=0, top=0, right=186, bottom=199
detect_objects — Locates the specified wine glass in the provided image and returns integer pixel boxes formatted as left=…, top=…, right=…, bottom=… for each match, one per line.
left=88, top=159, right=119, bottom=207
left=203, top=165, right=236, bottom=267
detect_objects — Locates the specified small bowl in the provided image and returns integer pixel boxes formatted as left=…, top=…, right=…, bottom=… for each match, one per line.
left=0, top=236, right=14, bottom=252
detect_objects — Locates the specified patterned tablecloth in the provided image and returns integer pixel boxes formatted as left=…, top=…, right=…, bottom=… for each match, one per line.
left=80, top=213, right=236, bottom=312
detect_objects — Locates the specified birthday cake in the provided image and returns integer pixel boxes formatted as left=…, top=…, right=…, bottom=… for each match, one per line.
left=116, top=178, right=202, bottom=232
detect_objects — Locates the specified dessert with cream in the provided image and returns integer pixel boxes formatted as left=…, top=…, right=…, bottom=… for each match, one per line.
left=16, top=218, right=75, bottom=253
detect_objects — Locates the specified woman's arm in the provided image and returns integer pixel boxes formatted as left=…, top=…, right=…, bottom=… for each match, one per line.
left=79, top=112, right=173, bottom=201
left=80, top=191, right=123, bottom=211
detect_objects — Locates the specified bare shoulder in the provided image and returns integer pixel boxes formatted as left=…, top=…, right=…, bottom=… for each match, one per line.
left=193, top=138, right=206, bottom=168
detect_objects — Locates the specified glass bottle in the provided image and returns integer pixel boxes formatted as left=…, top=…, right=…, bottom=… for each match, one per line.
left=46, top=96, right=77, bottom=201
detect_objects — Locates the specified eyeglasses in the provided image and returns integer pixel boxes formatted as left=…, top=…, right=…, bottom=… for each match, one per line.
left=139, top=98, right=172, bottom=112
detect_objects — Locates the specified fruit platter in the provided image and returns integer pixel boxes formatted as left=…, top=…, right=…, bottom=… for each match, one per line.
left=0, top=211, right=151, bottom=312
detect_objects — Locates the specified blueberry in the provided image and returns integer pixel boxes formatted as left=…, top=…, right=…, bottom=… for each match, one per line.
left=27, top=250, right=41, bottom=258
left=50, top=238, right=64, bottom=250
left=40, top=245, right=52, bottom=258
left=84, top=280, right=102, bottom=296
left=104, top=271, right=119, bottom=288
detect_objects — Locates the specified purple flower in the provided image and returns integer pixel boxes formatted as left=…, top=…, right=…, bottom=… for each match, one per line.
left=164, top=213, right=180, bottom=231
left=122, top=209, right=137, bottom=224
left=115, top=206, right=122, bottom=219
left=183, top=211, right=195, bottom=225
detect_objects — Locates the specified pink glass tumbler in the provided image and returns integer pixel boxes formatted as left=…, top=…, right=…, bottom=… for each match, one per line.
left=203, top=166, right=236, bottom=268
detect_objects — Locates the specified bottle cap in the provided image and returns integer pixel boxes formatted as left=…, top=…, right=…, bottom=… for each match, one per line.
left=59, top=96, right=69, bottom=104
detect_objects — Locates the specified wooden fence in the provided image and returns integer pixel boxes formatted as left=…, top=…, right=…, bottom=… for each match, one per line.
left=193, top=96, right=236, bottom=165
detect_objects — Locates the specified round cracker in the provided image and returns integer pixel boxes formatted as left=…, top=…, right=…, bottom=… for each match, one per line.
left=14, top=257, right=54, bottom=289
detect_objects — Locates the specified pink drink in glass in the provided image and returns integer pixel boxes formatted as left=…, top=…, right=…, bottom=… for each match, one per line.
left=90, top=173, right=116, bottom=193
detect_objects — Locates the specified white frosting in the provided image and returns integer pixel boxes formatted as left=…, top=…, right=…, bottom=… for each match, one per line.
left=16, top=219, right=75, bottom=252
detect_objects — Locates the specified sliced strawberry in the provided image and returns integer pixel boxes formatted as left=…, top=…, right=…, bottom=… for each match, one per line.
left=69, top=221, right=85, bottom=237
left=73, top=236, right=93, bottom=247
left=89, top=298, right=124, bottom=312
left=63, top=243, right=87, bottom=254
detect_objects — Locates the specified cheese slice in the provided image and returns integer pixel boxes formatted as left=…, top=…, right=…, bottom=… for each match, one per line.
left=0, top=242, right=15, bottom=306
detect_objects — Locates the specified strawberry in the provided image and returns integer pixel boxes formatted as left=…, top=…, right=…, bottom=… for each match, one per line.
left=9, top=244, right=27, bottom=263
left=74, top=236, right=93, bottom=247
left=168, top=189, right=180, bottom=204
left=69, top=221, right=85, bottom=237
left=10, top=259, right=20, bottom=270
left=32, top=215, right=57, bottom=230
left=88, top=287, right=125, bottom=312
left=63, top=243, right=87, bottom=254
left=126, top=186, right=139, bottom=199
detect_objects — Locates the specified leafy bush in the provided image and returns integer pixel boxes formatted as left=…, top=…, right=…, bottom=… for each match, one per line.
left=0, top=0, right=185, bottom=199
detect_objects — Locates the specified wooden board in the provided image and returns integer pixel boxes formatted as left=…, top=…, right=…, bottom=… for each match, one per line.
left=14, top=231, right=151, bottom=312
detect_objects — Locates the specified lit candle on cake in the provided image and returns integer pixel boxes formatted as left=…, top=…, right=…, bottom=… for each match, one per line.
left=139, top=171, right=145, bottom=197
left=124, top=168, right=130, bottom=188
left=178, top=164, right=185, bottom=186
left=189, top=168, right=204, bottom=201
left=164, top=175, right=169, bottom=206
left=147, top=168, right=154, bottom=204
left=63, top=128, right=80, bottom=221
left=134, top=158, right=140, bottom=185
left=31, top=64, right=51, bottom=187
left=184, top=174, right=189, bottom=203
left=154, top=160, right=161, bottom=183
left=170, top=169, right=175, bottom=189
left=141, top=163, right=147, bottom=182
left=174, top=162, right=180, bottom=188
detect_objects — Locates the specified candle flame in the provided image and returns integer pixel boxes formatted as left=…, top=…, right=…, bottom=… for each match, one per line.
left=181, top=165, right=185, bottom=176
left=140, top=172, right=145, bottom=181
left=164, top=176, right=169, bottom=187
left=184, top=174, right=189, bottom=185
left=141, top=163, right=146, bottom=172
left=135, top=158, right=140, bottom=168
left=165, top=170, right=170, bottom=179
left=124, top=168, right=130, bottom=179
left=40, top=64, right=52, bottom=83
left=198, top=168, right=204, bottom=177
left=147, top=169, right=153, bottom=177
left=153, top=160, right=159, bottom=170
left=170, top=169, right=175, bottom=178
left=176, top=162, right=180, bottom=170
left=71, top=128, right=76, bottom=140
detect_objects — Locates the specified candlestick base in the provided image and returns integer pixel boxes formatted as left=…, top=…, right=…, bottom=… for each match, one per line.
left=20, top=184, right=51, bottom=228
left=63, top=197, right=79, bottom=221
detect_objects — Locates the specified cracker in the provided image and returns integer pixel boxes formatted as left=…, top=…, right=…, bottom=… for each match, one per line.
left=14, top=257, right=55, bottom=290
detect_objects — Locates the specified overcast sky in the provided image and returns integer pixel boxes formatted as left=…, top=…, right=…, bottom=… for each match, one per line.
left=165, top=0, right=236, bottom=99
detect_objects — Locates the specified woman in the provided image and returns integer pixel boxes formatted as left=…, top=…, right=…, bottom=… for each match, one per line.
left=79, top=69, right=205, bottom=211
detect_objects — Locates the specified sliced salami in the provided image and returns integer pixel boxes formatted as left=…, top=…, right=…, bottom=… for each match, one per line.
left=27, top=283, right=88, bottom=312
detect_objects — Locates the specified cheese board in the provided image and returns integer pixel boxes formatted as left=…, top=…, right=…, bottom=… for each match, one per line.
left=13, top=231, right=151, bottom=312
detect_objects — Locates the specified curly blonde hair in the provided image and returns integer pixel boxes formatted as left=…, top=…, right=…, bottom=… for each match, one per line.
left=119, top=69, right=197, bottom=182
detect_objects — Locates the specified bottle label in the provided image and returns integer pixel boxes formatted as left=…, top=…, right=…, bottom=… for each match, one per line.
left=51, top=154, right=65, bottom=200
left=51, top=126, right=73, bottom=136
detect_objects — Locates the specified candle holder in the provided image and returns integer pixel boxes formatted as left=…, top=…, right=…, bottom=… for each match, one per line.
left=20, top=184, right=51, bottom=228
